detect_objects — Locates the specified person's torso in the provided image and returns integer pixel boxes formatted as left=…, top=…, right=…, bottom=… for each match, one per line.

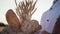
left=41, top=0, right=60, bottom=33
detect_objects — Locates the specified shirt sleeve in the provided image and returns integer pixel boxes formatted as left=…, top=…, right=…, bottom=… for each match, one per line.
left=40, top=12, right=48, bottom=30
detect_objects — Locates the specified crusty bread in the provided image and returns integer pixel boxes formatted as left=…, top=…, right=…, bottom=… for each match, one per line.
left=6, top=9, right=21, bottom=29
left=0, top=0, right=42, bottom=34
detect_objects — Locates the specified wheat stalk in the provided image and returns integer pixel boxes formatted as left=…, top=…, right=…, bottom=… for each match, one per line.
left=15, top=0, right=17, bottom=6
left=15, top=0, right=37, bottom=21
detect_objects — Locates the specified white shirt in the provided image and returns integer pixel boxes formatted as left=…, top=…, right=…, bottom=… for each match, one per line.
left=40, top=0, right=60, bottom=33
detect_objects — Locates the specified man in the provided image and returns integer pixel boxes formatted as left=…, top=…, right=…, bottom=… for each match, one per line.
left=40, top=0, right=60, bottom=34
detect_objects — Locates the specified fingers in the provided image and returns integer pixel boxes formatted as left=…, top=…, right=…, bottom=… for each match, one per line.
left=6, top=9, right=21, bottom=28
left=20, top=20, right=41, bottom=34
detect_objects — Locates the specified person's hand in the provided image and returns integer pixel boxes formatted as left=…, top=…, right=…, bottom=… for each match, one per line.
left=21, top=20, right=42, bottom=34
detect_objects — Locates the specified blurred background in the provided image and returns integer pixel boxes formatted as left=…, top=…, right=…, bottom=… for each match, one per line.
left=0, top=0, right=53, bottom=31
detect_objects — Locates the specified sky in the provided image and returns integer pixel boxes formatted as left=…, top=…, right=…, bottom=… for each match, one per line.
left=0, top=0, right=53, bottom=24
